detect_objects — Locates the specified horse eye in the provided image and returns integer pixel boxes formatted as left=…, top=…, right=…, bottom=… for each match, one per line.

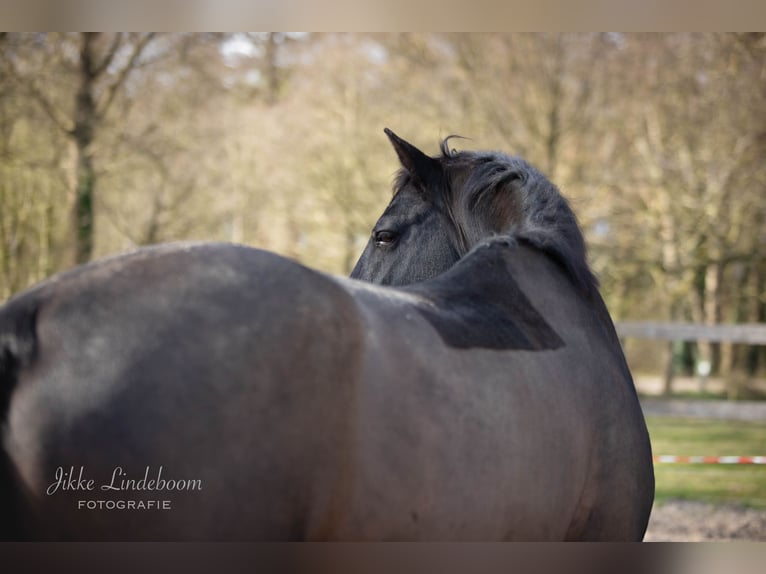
left=374, top=230, right=398, bottom=247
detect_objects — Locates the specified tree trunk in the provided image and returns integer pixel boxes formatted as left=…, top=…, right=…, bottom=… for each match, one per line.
left=662, top=340, right=676, bottom=397
left=71, top=33, right=99, bottom=265
left=692, top=260, right=723, bottom=391
left=662, top=300, right=685, bottom=396
left=746, top=257, right=766, bottom=376
left=264, top=33, right=281, bottom=106
left=544, top=37, right=564, bottom=180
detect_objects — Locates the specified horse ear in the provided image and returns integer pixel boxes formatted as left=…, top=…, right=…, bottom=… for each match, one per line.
left=384, top=128, right=441, bottom=188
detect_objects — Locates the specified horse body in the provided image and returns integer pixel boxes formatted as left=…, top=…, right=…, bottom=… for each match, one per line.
left=343, top=240, right=651, bottom=540
left=0, top=131, right=653, bottom=540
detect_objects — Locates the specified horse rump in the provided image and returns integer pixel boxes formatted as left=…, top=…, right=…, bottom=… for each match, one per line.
left=0, top=294, right=39, bottom=540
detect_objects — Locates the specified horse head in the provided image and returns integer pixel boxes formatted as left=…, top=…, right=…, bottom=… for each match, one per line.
left=350, top=129, right=597, bottom=297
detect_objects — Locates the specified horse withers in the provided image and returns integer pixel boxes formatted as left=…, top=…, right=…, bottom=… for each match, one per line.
left=0, top=130, right=653, bottom=540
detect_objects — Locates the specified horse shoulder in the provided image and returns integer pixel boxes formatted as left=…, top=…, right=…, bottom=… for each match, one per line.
left=500, top=243, right=654, bottom=540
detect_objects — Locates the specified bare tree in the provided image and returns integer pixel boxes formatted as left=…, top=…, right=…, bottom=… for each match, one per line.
left=2, top=33, right=156, bottom=265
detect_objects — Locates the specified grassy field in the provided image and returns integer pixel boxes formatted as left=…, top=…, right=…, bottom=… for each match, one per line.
left=646, top=417, right=766, bottom=508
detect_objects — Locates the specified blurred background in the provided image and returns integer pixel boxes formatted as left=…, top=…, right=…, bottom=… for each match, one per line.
left=0, top=32, right=765, bottom=539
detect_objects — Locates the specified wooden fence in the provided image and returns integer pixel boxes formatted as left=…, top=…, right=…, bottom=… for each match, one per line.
left=615, top=322, right=766, bottom=345
left=614, top=322, right=766, bottom=397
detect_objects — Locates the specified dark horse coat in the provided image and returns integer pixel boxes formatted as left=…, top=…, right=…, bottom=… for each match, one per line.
left=0, top=131, right=653, bottom=540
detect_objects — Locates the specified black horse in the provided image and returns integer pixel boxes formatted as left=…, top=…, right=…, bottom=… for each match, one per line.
left=0, top=130, right=653, bottom=540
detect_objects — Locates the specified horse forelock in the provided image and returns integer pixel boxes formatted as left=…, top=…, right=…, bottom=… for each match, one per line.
left=439, top=135, right=467, bottom=158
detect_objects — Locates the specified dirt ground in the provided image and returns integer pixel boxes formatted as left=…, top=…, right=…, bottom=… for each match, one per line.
left=644, top=500, right=766, bottom=541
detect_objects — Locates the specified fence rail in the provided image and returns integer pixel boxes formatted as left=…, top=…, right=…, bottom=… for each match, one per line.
left=615, top=322, right=766, bottom=345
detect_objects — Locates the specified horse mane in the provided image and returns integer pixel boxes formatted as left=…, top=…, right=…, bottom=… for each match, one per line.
left=441, top=143, right=599, bottom=299
left=389, top=138, right=599, bottom=299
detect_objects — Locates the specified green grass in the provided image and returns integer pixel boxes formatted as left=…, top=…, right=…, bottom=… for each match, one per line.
left=638, top=389, right=766, bottom=401
left=646, top=417, right=766, bottom=508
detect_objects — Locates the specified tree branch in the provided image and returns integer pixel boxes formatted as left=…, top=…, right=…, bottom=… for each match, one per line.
left=97, top=33, right=156, bottom=119
left=0, top=37, right=71, bottom=135
left=5, top=65, right=72, bottom=135
left=92, top=33, right=124, bottom=77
